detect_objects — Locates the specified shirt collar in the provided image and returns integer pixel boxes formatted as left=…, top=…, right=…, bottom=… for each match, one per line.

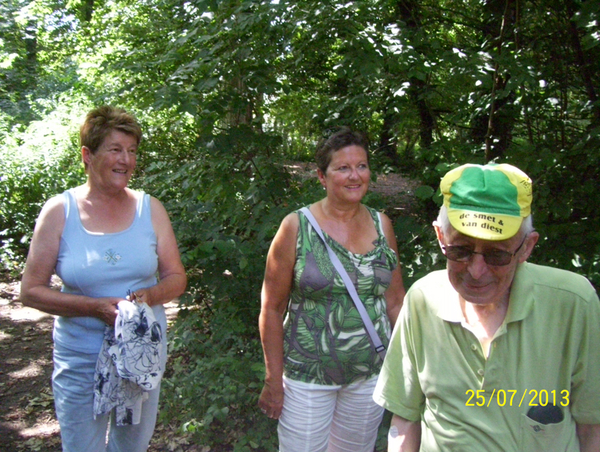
left=505, top=262, right=535, bottom=322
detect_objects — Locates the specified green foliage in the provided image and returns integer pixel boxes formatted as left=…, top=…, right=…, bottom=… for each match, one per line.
left=1, top=0, right=600, bottom=449
left=161, top=311, right=277, bottom=451
left=142, top=125, right=321, bottom=327
left=509, top=126, right=600, bottom=289
left=0, top=102, right=86, bottom=273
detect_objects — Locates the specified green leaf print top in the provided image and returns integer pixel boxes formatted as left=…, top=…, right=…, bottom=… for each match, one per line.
left=283, top=206, right=398, bottom=385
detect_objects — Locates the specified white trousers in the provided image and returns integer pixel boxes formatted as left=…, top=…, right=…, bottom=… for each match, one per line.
left=278, top=375, right=384, bottom=452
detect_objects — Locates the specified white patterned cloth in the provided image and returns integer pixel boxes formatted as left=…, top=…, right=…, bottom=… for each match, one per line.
left=93, top=300, right=164, bottom=426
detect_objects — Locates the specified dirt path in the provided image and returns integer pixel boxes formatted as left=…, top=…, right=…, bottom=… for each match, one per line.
left=0, top=280, right=59, bottom=452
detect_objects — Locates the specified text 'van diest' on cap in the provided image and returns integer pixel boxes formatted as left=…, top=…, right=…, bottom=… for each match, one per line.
left=440, top=163, right=532, bottom=241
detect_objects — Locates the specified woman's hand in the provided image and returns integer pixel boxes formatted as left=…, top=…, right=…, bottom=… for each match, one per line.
left=129, top=288, right=150, bottom=305
left=258, top=380, right=284, bottom=419
left=95, top=297, right=121, bottom=326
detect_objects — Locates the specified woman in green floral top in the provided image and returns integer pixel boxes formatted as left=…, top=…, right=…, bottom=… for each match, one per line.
left=258, top=128, right=405, bottom=452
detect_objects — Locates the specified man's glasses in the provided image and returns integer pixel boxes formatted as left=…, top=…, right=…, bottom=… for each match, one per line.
left=441, top=236, right=528, bottom=267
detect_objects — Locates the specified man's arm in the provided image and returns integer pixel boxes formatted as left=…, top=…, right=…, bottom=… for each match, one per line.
left=576, top=423, right=600, bottom=452
left=388, top=414, right=421, bottom=452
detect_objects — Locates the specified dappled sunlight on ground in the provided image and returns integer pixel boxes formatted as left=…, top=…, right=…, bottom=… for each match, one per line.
left=8, top=362, right=45, bottom=380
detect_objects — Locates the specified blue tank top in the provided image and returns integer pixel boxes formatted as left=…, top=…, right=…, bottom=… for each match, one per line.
left=54, top=188, right=166, bottom=353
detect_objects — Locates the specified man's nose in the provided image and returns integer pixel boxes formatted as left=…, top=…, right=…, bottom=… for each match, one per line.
left=467, top=252, right=489, bottom=279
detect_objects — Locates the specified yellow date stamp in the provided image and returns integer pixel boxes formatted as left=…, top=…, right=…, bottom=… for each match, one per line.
left=465, top=389, right=570, bottom=407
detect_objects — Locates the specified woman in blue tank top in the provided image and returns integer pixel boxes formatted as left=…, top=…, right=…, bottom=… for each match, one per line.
left=20, top=106, right=187, bottom=452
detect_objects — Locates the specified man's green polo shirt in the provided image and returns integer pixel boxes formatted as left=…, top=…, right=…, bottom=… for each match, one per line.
left=374, top=262, right=600, bottom=452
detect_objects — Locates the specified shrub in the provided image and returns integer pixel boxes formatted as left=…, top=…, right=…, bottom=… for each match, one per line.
left=0, top=105, right=86, bottom=273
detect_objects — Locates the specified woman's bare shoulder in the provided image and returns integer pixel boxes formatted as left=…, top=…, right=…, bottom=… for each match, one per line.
left=37, top=193, right=66, bottom=224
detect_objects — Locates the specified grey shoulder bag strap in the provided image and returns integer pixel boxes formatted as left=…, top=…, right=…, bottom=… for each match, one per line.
left=299, top=207, right=386, bottom=360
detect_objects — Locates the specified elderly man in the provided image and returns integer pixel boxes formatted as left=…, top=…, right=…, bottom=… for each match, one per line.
left=374, top=163, right=600, bottom=452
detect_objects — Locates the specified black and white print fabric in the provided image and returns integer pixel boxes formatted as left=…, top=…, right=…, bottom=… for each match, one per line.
left=93, top=300, right=164, bottom=426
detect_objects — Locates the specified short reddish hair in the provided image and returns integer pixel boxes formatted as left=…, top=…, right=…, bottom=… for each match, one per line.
left=80, top=105, right=142, bottom=153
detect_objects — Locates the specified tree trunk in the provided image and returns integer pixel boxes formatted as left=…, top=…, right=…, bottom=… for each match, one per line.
left=565, top=0, right=600, bottom=125
left=379, top=96, right=400, bottom=166
left=24, top=21, right=38, bottom=90
left=394, top=0, right=435, bottom=153
left=474, top=0, right=520, bottom=162
left=81, top=0, right=95, bottom=22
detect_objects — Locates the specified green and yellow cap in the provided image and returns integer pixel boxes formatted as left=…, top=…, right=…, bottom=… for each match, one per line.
left=440, top=163, right=532, bottom=241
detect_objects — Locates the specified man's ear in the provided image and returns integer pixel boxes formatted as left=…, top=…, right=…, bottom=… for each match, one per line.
left=518, top=231, right=540, bottom=263
left=433, top=222, right=445, bottom=248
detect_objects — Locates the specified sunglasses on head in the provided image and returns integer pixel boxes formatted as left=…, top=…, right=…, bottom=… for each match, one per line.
left=441, top=236, right=528, bottom=267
